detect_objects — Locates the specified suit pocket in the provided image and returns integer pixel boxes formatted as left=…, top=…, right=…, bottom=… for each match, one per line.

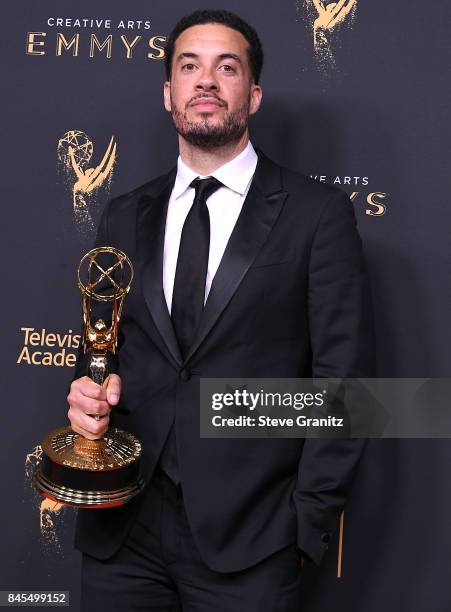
left=250, top=257, right=293, bottom=269
left=249, top=245, right=295, bottom=269
left=250, top=252, right=294, bottom=269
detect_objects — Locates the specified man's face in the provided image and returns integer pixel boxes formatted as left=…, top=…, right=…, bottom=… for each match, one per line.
left=163, top=23, right=262, bottom=149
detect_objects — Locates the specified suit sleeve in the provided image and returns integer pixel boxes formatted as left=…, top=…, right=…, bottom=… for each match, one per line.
left=293, top=191, right=375, bottom=567
left=72, top=199, right=119, bottom=381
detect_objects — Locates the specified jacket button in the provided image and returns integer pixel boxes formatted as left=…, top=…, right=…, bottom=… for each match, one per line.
left=179, top=368, right=191, bottom=381
left=321, top=532, right=331, bottom=545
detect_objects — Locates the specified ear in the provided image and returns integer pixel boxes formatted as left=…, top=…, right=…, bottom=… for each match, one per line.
left=249, top=84, right=262, bottom=116
left=163, top=81, right=172, bottom=112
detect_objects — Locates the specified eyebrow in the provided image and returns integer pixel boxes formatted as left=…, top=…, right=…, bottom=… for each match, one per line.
left=176, top=52, right=242, bottom=64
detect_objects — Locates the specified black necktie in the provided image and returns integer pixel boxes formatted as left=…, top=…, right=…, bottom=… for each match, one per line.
left=171, top=176, right=223, bottom=358
left=158, top=176, right=222, bottom=485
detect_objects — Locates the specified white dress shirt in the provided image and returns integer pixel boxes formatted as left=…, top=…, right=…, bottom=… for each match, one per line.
left=163, top=140, right=258, bottom=313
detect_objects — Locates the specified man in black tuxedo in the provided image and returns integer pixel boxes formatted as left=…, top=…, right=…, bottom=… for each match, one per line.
left=68, top=9, right=374, bottom=611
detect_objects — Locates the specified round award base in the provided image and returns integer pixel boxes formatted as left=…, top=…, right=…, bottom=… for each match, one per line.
left=33, top=426, right=145, bottom=508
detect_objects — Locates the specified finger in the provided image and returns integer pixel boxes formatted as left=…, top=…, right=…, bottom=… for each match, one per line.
left=86, top=403, right=112, bottom=418
left=71, top=376, right=107, bottom=401
left=67, top=392, right=111, bottom=417
left=69, top=407, right=110, bottom=438
left=81, top=413, right=110, bottom=436
left=70, top=420, right=108, bottom=441
left=106, top=374, right=121, bottom=405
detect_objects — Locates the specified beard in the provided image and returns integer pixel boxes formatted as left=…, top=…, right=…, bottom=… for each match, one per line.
left=170, top=94, right=250, bottom=149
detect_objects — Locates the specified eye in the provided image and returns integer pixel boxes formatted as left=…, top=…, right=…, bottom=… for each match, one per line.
left=182, top=63, right=197, bottom=71
left=220, top=64, right=236, bottom=72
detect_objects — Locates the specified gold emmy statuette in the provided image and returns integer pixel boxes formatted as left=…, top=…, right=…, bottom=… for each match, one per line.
left=33, top=246, right=145, bottom=508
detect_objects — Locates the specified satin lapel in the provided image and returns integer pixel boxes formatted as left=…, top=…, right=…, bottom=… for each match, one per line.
left=136, top=168, right=183, bottom=367
left=184, top=154, right=288, bottom=363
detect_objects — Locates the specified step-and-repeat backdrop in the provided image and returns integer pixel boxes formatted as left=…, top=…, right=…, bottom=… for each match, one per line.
left=1, top=1, right=450, bottom=610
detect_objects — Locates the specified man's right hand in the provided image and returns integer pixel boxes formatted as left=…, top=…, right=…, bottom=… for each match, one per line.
left=67, top=374, right=121, bottom=440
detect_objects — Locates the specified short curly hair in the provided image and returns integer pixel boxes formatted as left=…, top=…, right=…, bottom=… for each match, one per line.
left=164, top=10, right=264, bottom=84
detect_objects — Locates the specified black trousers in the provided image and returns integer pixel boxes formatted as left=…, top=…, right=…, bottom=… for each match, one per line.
left=80, top=466, right=305, bottom=611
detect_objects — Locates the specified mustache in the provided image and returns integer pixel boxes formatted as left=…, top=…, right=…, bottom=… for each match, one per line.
left=187, top=93, right=228, bottom=109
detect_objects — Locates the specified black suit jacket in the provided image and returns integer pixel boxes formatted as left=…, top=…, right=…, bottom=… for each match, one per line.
left=74, top=149, right=375, bottom=572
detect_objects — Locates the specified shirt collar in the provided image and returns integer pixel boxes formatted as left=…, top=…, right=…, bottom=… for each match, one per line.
left=172, top=140, right=258, bottom=200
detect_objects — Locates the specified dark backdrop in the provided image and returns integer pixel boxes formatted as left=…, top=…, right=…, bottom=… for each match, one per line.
left=1, top=1, right=450, bottom=610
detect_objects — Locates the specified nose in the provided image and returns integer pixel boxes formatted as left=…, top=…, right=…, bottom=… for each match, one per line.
left=195, top=66, right=219, bottom=92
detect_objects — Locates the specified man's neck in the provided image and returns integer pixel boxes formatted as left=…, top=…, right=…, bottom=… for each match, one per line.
left=178, top=131, right=249, bottom=175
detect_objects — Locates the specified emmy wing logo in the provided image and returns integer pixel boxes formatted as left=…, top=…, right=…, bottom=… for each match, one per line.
left=57, top=130, right=117, bottom=231
left=25, top=445, right=64, bottom=551
left=302, top=0, right=357, bottom=70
